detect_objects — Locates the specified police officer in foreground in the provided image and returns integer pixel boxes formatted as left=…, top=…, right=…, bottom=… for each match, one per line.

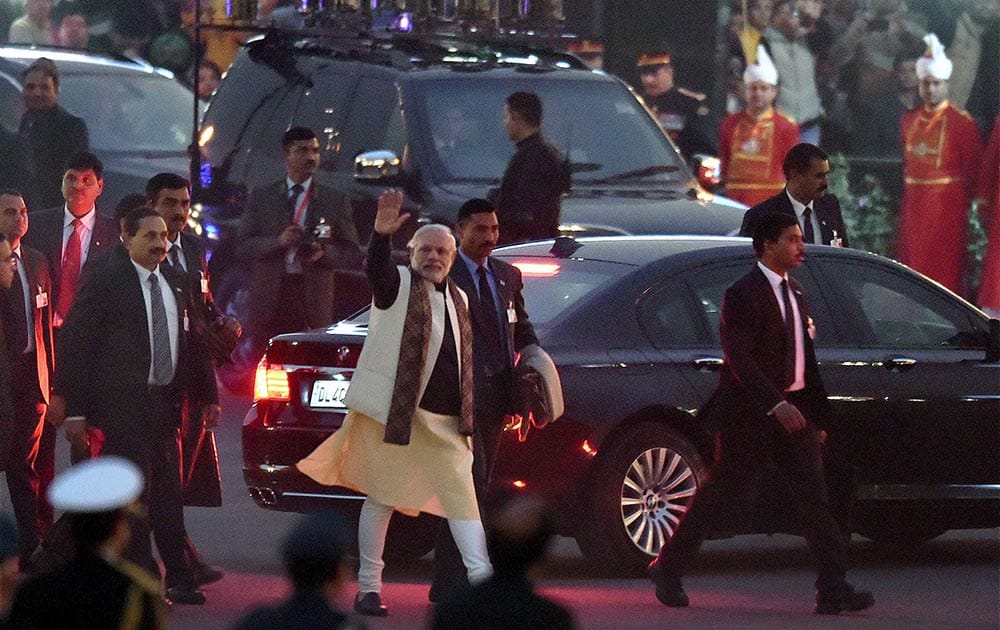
left=9, top=457, right=167, bottom=629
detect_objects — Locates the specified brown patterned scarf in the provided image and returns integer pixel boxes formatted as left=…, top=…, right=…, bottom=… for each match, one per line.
left=384, top=271, right=474, bottom=445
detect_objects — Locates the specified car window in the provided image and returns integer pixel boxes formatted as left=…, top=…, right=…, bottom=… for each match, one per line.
left=290, top=64, right=355, bottom=170
left=334, top=77, right=404, bottom=172
left=638, top=279, right=707, bottom=347
left=59, top=74, right=191, bottom=153
left=409, top=77, right=683, bottom=184
left=832, top=261, right=986, bottom=348
left=495, top=256, right=634, bottom=325
left=0, top=72, right=21, bottom=132
left=686, top=262, right=747, bottom=346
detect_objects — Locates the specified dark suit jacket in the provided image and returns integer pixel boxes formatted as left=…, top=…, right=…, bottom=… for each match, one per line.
left=18, top=105, right=89, bottom=210
left=739, top=190, right=849, bottom=247
left=172, top=230, right=221, bottom=328
left=0, top=128, right=28, bottom=193
left=6, top=246, right=55, bottom=403
left=22, top=206, right=118, bottom=320
left=54, top=253, right=217, bottom=453
left=708, top=265, right=829, bottom=429
left=237, top=179, right=361, bottom=330
left=449, top=254, right=538, bottom=414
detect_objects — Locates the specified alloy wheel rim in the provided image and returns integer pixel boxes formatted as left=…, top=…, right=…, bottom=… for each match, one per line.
left=620, top=447, right=698, bottom=556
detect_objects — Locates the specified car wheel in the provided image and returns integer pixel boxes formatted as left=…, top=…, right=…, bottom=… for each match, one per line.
left=383, top=512, right=441, bottom=562
left=579, top=423, right=706, bottom=576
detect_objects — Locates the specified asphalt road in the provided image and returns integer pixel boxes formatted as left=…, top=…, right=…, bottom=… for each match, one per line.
left=7, top=388, right=999, bottom=629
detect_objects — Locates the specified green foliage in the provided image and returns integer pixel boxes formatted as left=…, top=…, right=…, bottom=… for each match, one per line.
left=828, top=154, right=897, bottom=258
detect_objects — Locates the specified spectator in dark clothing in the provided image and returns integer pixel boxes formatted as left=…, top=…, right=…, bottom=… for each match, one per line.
left=490, top=91, right=568, bottom=246
left=233, top=511, right=365, bottom=630
left=18, top=58, right=90, bottom=211
left=430, top=496, right=574, bottom=630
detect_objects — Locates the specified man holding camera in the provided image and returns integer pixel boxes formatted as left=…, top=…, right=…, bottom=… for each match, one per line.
left=238, top=127, right=362, bottom=347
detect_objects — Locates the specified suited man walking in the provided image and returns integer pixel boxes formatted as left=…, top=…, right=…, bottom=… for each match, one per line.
left=47, top=207, right=216, bottom=605
left=237, top=126, right=361, bottom=354
left=23, top=150, right=115, bottom=531
left=740, top=143, right=849, bottom=247
left=648, top=212, right=872, bottom=615
left=430, top=198, right=540, bottom=601
left=0, top=190, right=53, bottom=566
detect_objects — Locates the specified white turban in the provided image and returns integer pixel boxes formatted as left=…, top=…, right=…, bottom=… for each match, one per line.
left=915, top=33, right=953, bottom=80
left=743, top=44, right=778, bottom=86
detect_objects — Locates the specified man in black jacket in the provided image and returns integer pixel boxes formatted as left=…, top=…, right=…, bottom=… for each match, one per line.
left=491, top=92, right=568, bottom=246
left=648, top=211, right=872, bottom=615
left=740, top=143, right=849, bottom=247
left=18, top=58, right=89, bottom=211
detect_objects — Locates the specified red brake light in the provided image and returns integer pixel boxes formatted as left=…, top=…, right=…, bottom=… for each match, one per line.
left=254, top=360, right=290, bottom=402
left=511, top=261, right=561, bottom=277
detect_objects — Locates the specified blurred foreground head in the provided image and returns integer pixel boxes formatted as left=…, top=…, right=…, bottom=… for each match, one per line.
left=488, top=495, right=556, bottom=576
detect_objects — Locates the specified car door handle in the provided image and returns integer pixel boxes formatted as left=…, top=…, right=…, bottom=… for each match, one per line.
left=885, top=356, right=917, bottom=372
left=692, top=357, right=724, bottom=372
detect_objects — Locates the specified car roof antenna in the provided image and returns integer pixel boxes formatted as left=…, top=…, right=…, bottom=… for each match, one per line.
left=550, top=236, right=582, bottom=258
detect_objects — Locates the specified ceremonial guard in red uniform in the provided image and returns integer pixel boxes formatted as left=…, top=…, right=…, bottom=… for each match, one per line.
left=975, top=116, right=999, bottom=317
left=898, top=34, right=983, bottom=295
left=720, top=45, right=800, bottom=207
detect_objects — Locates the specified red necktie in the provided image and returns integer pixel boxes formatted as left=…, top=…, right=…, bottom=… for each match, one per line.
left=57, top=219, right=83, bottom=321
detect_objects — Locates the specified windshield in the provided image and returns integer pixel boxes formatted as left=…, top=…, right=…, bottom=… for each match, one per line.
left=411, top=77, right=685, bottom=185
left=59, top=74, right=191, bottom=153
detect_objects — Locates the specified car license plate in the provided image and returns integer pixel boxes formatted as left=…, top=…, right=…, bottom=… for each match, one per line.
left=309, top=380, right=350, bottom=409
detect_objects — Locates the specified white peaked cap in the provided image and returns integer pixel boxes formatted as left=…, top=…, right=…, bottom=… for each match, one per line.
left=744, top=44, right=778, bottom=86
left=915, top=33, right=953, bottom=80
left=48, top=456, right=145, bottom=513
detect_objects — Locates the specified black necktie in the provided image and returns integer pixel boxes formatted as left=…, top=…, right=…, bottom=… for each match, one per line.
left=6, top=255, right=28, bottom=355
left=287, top=184, right=303, bottom=223
left=149, top=273, right=173, bottom=385
left=476, top=266, right=503, bottom=374
left=781, top=279, right=796, bottom=388
left=803, top=206, right=816, bottom=244
left=167, top=246, right=183, bottom=271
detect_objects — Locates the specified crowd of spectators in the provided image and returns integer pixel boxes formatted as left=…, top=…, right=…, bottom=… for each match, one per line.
left=720, top=0, right=998, bottom=157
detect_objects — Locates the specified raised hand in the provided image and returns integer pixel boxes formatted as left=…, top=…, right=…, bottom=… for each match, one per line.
left=373, top=189, right=410, bottom=236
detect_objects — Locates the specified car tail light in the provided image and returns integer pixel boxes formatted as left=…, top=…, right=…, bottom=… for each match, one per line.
left=511, top=261, right=561, bottom=277
left=254, top=359, right=290, bottom=402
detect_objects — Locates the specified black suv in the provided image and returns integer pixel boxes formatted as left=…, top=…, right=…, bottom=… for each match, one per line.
left=196, top=28, right=745, bottom=323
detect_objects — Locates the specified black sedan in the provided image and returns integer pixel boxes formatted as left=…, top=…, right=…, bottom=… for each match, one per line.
left=242, top=236, right=999, bottom=575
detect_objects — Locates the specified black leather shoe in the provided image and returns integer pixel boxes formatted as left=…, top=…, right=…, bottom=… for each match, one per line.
left=165, top=584, right=206, bottom=605
left=193, top=563, right=224, bottom=586
left=648, top=560, right=689, bottom=608
left=816, top=587, right=874, bottom=615
left=354, top=592, right=388, bottom=616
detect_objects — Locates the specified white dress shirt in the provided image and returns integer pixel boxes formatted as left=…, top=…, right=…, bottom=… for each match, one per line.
left=758, top=261, right=805, bottom=392
left=131, top=261, right=180, bottom=384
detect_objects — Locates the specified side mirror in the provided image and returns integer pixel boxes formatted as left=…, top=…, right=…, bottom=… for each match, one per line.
left=354, top=150, right=401, bottom=181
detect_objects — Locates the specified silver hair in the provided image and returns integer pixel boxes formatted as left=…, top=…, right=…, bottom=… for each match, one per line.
left=408, top=223, right=456, bottom=249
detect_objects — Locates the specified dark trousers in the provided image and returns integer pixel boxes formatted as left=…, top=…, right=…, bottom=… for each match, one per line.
left=432, top=406, right=505, bottom=591
left=655, top=391, right=847, bottom=593
left=34, top=420, right=55, bottom=533
left=6, top=352, right=45, bottom=565
left=100, top=391, right=192, bottom=588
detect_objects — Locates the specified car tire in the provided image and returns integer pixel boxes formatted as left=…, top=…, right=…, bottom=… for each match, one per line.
left=579, top=423, right=706, bottom=577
